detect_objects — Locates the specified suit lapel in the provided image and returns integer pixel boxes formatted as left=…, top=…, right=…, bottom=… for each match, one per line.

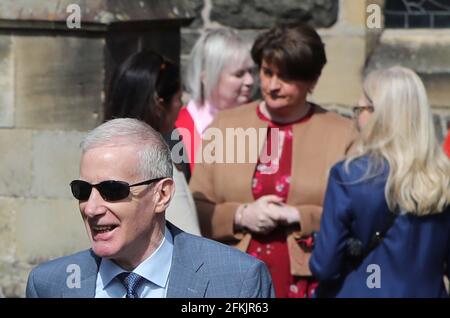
left=166, top=223, right=209, bottom=298
left=62, top=250, right=100, bottom=298
left=166, top=257, right=209, bottom=298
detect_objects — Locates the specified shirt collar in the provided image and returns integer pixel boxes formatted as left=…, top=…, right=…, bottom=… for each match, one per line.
left=98, top=224, right=174, bottom=289
left=186, top=99, right=218, bottom=135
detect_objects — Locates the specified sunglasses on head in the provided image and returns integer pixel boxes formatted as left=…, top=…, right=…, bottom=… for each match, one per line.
left=352, top=105, right=374, bottom=117
left=69, top=178, right=165, bottom=202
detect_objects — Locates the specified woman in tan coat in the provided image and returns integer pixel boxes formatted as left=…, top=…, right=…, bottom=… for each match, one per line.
left=190, top=23, right=355, bottom=297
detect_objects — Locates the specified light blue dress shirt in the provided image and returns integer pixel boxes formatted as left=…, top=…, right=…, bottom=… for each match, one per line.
left=95, top=225, right=173, bottom=298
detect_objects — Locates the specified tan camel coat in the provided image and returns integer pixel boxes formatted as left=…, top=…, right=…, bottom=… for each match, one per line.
left=190, top=101, right=356, bottom=276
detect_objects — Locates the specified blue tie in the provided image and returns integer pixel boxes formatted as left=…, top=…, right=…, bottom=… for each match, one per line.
left=118, top=272, right=145, bottom=298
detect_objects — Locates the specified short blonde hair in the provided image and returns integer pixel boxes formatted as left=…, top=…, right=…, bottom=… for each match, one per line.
left=346, top=66, right=450, bottom=215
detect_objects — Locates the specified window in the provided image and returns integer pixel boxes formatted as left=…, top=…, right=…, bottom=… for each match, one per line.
left=385, top=0, right=450, bottom=28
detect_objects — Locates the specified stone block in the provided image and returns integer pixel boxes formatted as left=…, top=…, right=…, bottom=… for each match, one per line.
left=181, top=30, right=201, bottom=55
left=13, top=34, right=103, bottom=130
left=0, top=258, right=32, bottom=298
left=210, top=0, right=338, bottom=29
left=433, top=114, right=444, bottom=142
left=184, top=0, right=204, bottom=28
left=312, top=33, right=366, bottom=106
left=0, top=149, right=88, bottom=298
left=341, top=0, right=383, bottom=28
left=420, top=73, right=450, bottom=109
left=366, top=30, right=450, bottom=74
left=15, top=198, right=90, bottom=262
left=31, top=130, right=85, bottom=199
left=0, top=198, right=32, bottom=298
left=0, top=35, right=14, bottom=128
left=0, top=198, right=17, bottom=261
left=366, top=30, right=450, bottom=107
left=0, top=129, right=32, bottom=197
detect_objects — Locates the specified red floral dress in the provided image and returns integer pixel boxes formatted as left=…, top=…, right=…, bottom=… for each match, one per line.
left=246, top=105, right=318, bottom=298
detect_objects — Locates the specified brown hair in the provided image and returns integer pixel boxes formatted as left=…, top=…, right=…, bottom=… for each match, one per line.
left=251, top=23, right=326, bottom=81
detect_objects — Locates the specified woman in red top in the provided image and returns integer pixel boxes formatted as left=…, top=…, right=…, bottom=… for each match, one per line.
left=175, top=28, right=255, bottom=172
left=190, top=23, right=356, bottom=298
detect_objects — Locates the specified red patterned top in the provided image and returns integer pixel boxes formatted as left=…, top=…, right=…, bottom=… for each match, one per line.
left=246, top=104, right=317, bottom=298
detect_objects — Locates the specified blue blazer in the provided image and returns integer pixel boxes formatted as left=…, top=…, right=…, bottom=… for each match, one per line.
left=310, top=157, right=450, bottom=297
left=26, top=223, right=274, bottom=298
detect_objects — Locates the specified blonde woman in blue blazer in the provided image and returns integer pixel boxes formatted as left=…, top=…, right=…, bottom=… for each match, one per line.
left=310, top=66, right=450, bottom=297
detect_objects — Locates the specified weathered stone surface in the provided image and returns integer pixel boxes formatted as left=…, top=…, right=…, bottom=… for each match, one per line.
left=312, top=32, right=366, bottom=106
left=15, top=198, right=89, bottom=262
left=183, top=0, right=204, bottom=28
left=0, top=0, right=193, bottom=30
left=366, top=30, right=450, bottom=109
left=418, top=73, right=450, bottom=110
left=0, top=198, right=17, bottom=261
left=366, top=30, right=450, bottom=75
left=210, top=0, right=338, bottom=29
left=14, top=34, right=103, bottom=130
left=31, top=131, right=85, bottom=199
left=0, top=198, right=27, bottom=298
left=0, top=258, right=32, bottom=298
left=0, top=129, right=32, bottom=196
left=180, top=28, right=258, bottom=57
left=0, top=196, right=89, bottom=298
left=181, top=30, right=201, bottom=55
left=0, top=35, right=14, bottom=128
left=433, top=114, right=444, bottom=142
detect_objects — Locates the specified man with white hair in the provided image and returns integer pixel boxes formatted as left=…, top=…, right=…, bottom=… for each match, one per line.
left=26, top=118, right=274, bottom=298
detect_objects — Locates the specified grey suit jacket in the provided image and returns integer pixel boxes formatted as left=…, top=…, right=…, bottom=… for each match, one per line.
left=26, top=223, right=274, bottom=298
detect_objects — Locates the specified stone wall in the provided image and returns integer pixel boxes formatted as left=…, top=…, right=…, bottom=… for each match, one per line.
left=0, top=32, right=98, bottom=297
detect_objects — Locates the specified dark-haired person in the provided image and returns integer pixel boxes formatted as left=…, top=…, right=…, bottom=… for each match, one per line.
left=105, top=51, right=199, bottom=235
left=26, top=118, right=274, bottom=298
left=190, top=23, right=356, bottom=298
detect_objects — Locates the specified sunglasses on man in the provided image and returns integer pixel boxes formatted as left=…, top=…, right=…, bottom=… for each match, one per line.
left=70, top=178, right=165, bottom=201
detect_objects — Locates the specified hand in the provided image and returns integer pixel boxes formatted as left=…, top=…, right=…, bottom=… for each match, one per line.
left=236, top=195, right=284, bottom=234
left=268, top=202, right=300, bottom=226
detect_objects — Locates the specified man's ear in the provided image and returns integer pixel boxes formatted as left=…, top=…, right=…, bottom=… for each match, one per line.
left=154, top=178, right=175, bottom=214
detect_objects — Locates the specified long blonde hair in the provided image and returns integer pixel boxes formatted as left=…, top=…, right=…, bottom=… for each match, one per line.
left=346, top=66, right=450, bottom=216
